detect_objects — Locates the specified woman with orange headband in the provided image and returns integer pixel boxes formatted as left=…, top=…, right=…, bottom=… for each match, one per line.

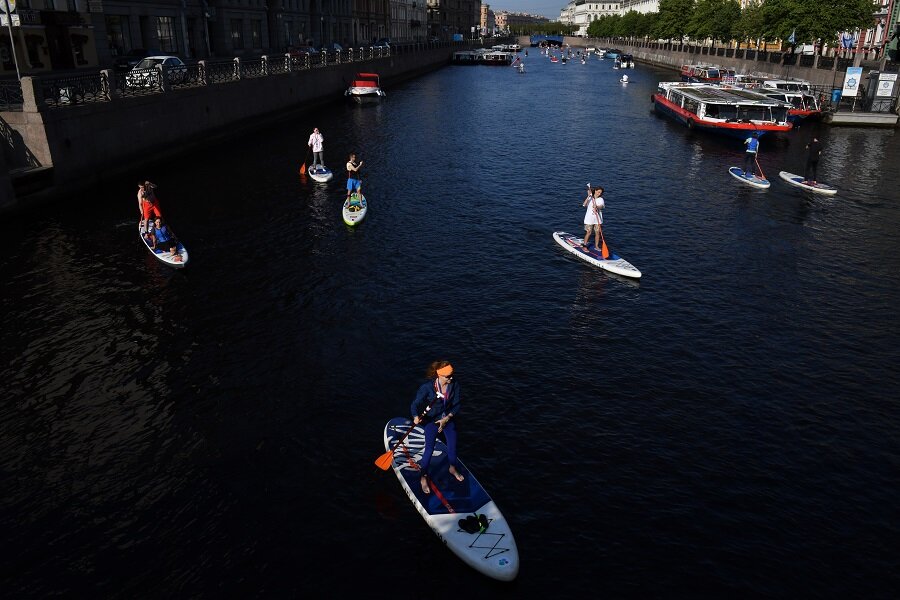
left=411, top=360, right=463, bottom=494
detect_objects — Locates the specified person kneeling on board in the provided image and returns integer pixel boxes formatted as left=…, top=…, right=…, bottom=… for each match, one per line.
left=411, top=361, right=463, bottom=494
left=149, top=217, right=181, bottom=261
left=582, top=185, right=605, bottom=249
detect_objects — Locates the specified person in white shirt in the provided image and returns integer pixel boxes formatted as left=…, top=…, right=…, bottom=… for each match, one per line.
left=582, top=185, right=605, bottom=250
left=307, top=127, right=325, bottom=170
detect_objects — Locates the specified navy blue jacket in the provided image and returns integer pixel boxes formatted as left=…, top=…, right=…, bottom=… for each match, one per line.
left=411, top=379, right=461, bottom=424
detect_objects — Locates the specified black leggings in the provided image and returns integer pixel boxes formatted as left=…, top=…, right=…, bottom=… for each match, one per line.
left=743, top=152, right=757, bottom=175
left=805, top=160, right=819, bottom=182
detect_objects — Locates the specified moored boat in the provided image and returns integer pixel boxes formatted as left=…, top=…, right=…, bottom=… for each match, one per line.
left=680, top=63, right=732, bottom=83
left=344, top=72, right=386, bottom=103
left=653, top=82, right=793, bottom=138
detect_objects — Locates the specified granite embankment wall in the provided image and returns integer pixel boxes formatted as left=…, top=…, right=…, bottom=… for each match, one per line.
left=0, top=46, right=460, bottom=214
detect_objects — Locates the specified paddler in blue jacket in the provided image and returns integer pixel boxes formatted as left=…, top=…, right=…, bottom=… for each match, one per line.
left=411, top=361, right=462, bottom=494
left=743, top=132, right=760, bottom=178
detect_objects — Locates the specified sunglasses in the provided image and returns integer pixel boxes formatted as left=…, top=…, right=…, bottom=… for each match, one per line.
left=443, top=374, right=453, bottom=380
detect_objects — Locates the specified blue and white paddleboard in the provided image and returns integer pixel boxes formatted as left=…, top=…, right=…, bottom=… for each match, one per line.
left=139, top=222, right=188, bottom=268
left=779, top=171, right=837, bottom=196
left=308, top=166, right=333, bottom=183
left=382, top=417, right=519, bottom=582
left=553, top=231, right=641, bottom=278
left=729, top=167, right=771, bottom=189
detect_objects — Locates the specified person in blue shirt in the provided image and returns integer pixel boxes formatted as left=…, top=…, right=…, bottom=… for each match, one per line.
left=411, top=360, right=462, bottom=494
left=743, top=132, right=760, bottom=178
left=149, top=217, right=181, bottom=261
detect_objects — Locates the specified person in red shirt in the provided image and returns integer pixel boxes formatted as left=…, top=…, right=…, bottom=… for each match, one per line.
left=138, top=180, right=162, bottom=233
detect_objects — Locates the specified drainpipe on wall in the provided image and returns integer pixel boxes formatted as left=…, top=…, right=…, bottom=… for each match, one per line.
left=180, top=0, right=190, bottom=58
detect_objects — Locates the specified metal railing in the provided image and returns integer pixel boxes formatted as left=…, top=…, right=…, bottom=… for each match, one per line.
left=1, top=80, right=24, bottom=110
left=42, top=72, right=110, bottom=108
left=4, top=44, right=405, bottom=111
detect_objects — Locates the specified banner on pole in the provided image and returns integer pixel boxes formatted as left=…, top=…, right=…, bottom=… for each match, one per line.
left=841, top=67, right=863, bottom=97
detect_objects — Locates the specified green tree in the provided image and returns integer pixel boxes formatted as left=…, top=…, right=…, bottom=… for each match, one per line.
left=619, top=10, right=643, bottom=38
left=689, top=0, right=741, bottom=45
left=653, top=0, right=696, bottom=42
left=761, top=0, right=876, bottom=49
left=735, top=0, right=766, bottom=47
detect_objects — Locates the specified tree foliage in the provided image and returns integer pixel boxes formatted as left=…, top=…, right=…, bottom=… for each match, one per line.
left=583, top=0, right=877, bottom=49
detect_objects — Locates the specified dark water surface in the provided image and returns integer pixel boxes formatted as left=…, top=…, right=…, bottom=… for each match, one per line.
left=2, top=54, right=899, bottom=597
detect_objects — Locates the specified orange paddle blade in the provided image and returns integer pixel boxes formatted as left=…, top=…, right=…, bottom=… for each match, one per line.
left=375, top=450, right=394, bottom=470
left=601, top=241, right=610, bottom=259
left=299, top=163, right=307, bottom=175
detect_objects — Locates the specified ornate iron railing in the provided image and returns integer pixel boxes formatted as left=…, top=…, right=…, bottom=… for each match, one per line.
left=205, top=60, right=239, bottom=84
left=170, top=64, right=205, bottom=90
left=0, top=80, right=24, bottom=110
left=240, top=58, right=267, bottom=78
left=116, top=66, right=164, bottom=97
left=799, top=55, right=814, bottom=68
left=42, top=72, right=110, bottom=108
left=818, top=57, right=835, bottom=70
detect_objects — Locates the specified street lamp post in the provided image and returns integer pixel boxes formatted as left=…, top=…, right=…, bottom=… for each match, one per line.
left=2, top=0, right=21, bottom=80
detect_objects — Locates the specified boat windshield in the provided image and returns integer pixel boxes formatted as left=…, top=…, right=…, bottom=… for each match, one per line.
left=736, top=106, right=772, bottom=121
left=707, top=68, right=720, bottom=78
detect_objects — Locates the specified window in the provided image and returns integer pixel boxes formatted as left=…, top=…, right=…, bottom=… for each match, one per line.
left=106, top=15, right=132, bottom=55
left=231, top=19, right=244, bottom=50
left=157, top=16, right=178, bottom=53
left=251, top=20, right=262, bottom=49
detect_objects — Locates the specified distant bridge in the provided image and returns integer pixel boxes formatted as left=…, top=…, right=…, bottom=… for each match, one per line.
left=529, top=35, right=563, bottom=47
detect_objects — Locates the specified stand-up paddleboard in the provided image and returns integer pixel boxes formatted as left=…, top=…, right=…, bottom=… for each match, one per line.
left=382, top=417, right=519, bottom=581
left=729, top=167, right=771, bottom=189
left=139, top=222, right=188, bottom=268
left=342, top=193, right=367, bottom=226
left=553, top=231, right=641, bottom=278
left=778, top=171, right=837, bottom=196
left=308, top=166, right=333, bottom=183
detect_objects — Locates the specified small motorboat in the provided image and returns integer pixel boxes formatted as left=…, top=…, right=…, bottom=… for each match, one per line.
left=345, top=72, right=386, bottom=103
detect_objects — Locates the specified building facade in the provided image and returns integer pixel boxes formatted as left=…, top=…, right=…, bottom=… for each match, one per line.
left=559, top=0, right=620, bottom=36
left=390, top=0, right=427, bottom=42
left=426, top=0, right=478, bottom=41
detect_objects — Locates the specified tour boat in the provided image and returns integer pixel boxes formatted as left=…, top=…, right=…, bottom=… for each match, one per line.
left=653, top=82, right=793, bottom=138
left=452, top=50, right=480, bottom=65
left=680, top=64, right=732, bottom=83
left=345, top=72, right=386, bottom=103
left=728, top=76, right=822, bottom=123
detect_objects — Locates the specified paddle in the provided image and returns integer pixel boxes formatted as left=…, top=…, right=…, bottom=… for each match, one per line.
left=754, top=152, right=767, bottom=181
left=299, top=147, right=311, bottom=175
left=375, top=403, right=435, bottom=471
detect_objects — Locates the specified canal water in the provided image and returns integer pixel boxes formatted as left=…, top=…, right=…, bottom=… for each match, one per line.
left=2, top=51, right=899, bottom=597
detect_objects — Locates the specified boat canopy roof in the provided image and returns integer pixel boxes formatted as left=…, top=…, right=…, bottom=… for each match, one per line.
left=660, top=82, right=787, bottom=106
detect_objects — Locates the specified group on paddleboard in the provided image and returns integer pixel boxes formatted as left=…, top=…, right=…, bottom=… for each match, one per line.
left=137, top=180, right=188, bottom=267
left=298, top=127, right=370, bottom=226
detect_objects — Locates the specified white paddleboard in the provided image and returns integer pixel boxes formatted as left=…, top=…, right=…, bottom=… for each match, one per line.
left=139, top=222, right=188, bottom=268
left=383, top=417, right=519, bottom=582
left=342, top=193, right=367, bottom=226
left=553, top=231, right=641, bottom=278
left=779, top=171, right=837, bottom=195
left=729, top=167, right=771, bottom=189
left=308, top=166, right=333, bottom=182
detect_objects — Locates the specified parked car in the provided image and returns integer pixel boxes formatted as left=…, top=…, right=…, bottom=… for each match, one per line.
left=125, top=56, right=187, bottom=88
left=321, top=42, right=344, bottom=52
left=373, top=38, right=391, bottom=48
left=114, top=48, right=155, bottom=71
